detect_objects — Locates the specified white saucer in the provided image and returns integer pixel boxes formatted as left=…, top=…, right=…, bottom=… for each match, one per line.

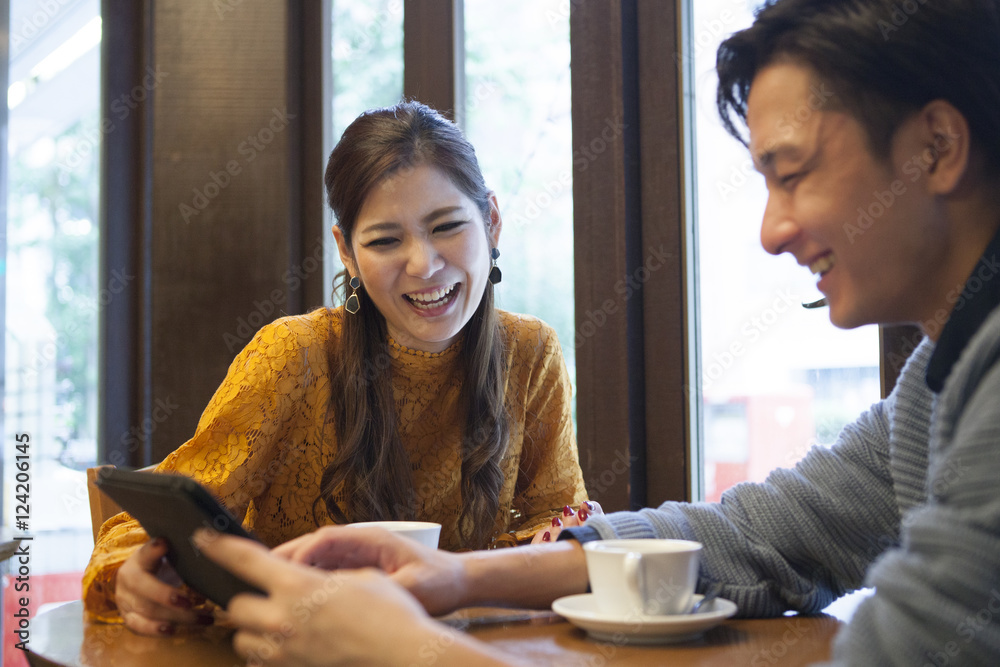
left=551, top=593, right=737, bottom=645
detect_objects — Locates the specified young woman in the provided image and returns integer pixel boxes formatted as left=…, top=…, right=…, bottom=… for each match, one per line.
left=84, top=101, right=589, bottom=636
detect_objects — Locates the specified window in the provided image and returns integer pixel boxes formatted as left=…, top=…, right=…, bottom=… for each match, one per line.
left=689, top=0, right=881, bottom=501
left=464, top=0, right=575, bottom=411
left=327, top=0, right=405, bottom=302
left=4, top=0, right=101, bottom=662
left=330, top=0, right=403, bottom=140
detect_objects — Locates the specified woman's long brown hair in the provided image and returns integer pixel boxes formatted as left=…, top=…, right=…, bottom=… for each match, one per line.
left=315, top=101, right=510, bottom=549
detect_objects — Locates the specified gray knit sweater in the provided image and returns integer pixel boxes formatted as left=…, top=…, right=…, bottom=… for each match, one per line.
left=585, top=306, right=1000, bottom=665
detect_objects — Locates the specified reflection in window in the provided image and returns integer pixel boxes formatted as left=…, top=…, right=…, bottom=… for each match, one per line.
left=4, top=0, right=101, bottom=662
left=464, top=0, right=575, bottom=415
left=691, top=0, right=880, bottom=502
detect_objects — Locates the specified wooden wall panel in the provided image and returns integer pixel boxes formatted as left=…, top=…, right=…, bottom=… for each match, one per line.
left=100, top=0, right=323, bottom=466
left=571, top=1, right=632, bottom=511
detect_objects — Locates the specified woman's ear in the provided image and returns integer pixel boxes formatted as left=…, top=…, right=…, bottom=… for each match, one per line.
left=918, top=100, right=972, bottom=195
left=331, top=226, right=359, bottom=278
left=487, top=193, right=503, bottom=247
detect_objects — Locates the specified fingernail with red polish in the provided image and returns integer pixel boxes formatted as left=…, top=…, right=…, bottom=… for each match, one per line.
left=578, top=508, right=590, bottom=522
left=159, top=623, right=175, bottom=636
left=541, top=531, right=551, bottom=542
left=562, top=505, right=575, bottom=517
left=551, top=517, right=563, bottom=527
left=584, top=501, right=596, bottom=512
left=170, top=593, right=192, bottom=609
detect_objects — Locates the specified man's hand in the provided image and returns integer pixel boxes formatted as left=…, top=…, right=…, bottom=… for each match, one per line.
left=272, top=525, right=469, bottom=616
left=196, top=530, right=513, bottom=667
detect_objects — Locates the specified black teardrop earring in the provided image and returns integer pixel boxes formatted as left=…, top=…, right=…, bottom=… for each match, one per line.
left=488, top=248, right=502, bottom=285
left=345, top=276, right=361, bottom=314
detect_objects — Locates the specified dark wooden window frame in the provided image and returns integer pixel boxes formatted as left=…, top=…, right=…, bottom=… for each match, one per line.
left=569, top=0, right=917, bottom=511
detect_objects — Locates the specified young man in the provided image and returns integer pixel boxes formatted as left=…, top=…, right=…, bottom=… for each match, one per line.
left=199, top=0, right=1000, bottom=664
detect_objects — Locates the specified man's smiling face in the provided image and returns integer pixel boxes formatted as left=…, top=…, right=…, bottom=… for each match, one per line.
left=747, top=61, right=950, bottom=330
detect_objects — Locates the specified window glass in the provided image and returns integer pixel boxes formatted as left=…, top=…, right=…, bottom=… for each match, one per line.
left=330, top=0, right=403, bottom=140
left=464, top=0, right=575, bottom=415
left=326, top=0, right=404, bottom=303
left=4, top=0, right=101, bottom=662
left=691, top=0, right=880, bottom=501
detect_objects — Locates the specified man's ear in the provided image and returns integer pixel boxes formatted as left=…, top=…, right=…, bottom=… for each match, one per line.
left=917, top=100, right=972, bottom=195
left=487, top=192, right=502, bottom=247
left=331, top=226, right=359, bottom=278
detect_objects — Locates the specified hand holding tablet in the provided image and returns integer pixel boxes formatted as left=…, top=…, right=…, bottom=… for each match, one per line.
left=95, top=468, right=264, bottom=607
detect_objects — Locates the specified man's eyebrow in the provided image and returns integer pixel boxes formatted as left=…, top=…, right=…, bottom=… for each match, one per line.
left=753, top=141, right=799, bottom=171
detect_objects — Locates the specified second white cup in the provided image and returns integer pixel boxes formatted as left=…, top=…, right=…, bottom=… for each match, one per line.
left=347, top=520, right=441, bottom=549
left=583, top=539, right=702, bottom=617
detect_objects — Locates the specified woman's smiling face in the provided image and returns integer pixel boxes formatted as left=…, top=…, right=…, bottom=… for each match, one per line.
left=334, top=163, right=501, bottom=353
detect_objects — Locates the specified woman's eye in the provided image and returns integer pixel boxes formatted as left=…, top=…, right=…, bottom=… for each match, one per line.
left=362, top=237, right=398, bottom=248
left=434, top=220, right=467, bottom=233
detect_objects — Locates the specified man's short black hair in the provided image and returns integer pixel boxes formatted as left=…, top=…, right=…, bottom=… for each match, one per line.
left=716, top=0, right=1000, bottom=171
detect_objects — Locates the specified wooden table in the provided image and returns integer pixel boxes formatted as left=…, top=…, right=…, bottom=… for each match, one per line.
left=24, top=600, right=843, bottom=666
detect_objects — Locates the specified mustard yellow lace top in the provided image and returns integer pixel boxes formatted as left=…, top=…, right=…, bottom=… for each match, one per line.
left=83, top=307, right=587, bottom=622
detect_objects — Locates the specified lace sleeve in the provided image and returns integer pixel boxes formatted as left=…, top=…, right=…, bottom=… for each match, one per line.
left=509, top=320, right=588, bottom=535
left=81, top=318, right=316, bottom=622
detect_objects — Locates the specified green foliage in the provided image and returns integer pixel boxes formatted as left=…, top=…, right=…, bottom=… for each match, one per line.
left=9, top=116, right=100, bottom=449
left=331, top=0, right=405, bottom=139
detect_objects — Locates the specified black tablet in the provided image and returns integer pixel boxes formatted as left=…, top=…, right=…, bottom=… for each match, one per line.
left=94, top=467, right=264, bottom=607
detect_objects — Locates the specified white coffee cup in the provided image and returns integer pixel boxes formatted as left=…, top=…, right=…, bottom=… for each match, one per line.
left=583, top=539, right=702, bottom=617
left=347, top=521, right=441, bottom=549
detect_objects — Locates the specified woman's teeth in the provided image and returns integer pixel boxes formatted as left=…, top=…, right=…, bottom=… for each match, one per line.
left=810, top=255, right=835, bottom=276
left=407, top=284, right=457, bottom=309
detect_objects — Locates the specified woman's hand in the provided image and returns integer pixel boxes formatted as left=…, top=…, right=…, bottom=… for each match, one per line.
left=114, top=538, right=213, bottom=636
left=531, top=501, right=603, bottom=545
left=273, top=526, right=467, bottom=617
